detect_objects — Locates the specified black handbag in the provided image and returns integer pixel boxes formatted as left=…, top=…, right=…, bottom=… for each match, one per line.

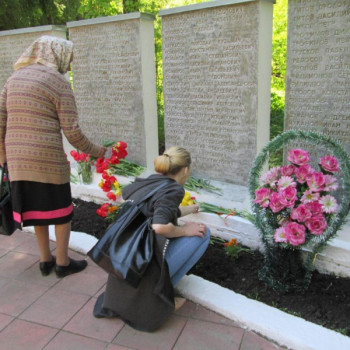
left=88, top=181, right=169, bottom=288
left=0, top=164, right=15, bottom=236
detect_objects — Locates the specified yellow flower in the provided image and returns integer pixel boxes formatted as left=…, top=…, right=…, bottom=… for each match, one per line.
left=180, top=191, right=196, bottom=206
left=114, top=188, right=122, bottom=197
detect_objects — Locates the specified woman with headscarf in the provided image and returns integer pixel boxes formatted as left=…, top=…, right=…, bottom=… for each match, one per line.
left=0, top=35, right=106, bottom=278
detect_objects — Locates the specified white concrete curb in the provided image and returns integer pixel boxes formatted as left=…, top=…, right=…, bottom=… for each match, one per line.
left=176, top=275, right=350, bottom=350
left=23, top=227, right=349, bottom=350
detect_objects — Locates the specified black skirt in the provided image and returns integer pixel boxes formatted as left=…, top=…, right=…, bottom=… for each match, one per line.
left=11, top=181, right=74, bottom=228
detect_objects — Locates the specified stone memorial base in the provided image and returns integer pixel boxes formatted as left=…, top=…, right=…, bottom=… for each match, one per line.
left=70, top=171, right=350, bottom=278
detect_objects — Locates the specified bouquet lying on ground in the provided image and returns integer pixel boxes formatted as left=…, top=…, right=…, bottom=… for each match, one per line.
left=179, top=191, right=254, bottom=223
left=253, top=148, right=340, bottom=247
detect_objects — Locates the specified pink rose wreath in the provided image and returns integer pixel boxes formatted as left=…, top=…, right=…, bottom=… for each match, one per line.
left=249, top=130, right=350, bottom=292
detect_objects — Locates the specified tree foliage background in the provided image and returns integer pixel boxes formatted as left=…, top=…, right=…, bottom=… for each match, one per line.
left=0, top=0, right=287, bottom=153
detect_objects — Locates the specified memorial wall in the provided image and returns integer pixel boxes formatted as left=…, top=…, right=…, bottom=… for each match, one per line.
left=0, top=26, right=66, bottom=92
left=285, top=0, right=350, bottom=154
left=160, top=0, right=274, bottom=185
left=67, top=13, right=159, bottom=168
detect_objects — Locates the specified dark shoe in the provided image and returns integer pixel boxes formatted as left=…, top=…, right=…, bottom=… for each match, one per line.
left=55, top=258, right=88, bottom=278
left=39, top=256, right=56, bottom=276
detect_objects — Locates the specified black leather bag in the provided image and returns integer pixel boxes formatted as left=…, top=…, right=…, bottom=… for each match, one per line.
left=88, top=181, right=169, bottom=288
left=0, top=164, right=15, bottom=236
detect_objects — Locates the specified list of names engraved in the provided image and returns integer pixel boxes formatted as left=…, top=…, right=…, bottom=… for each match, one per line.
left=162, top=3, right=260, bottom=185
left=69, top=20, right=147, bottom=165
left=285, top=0, right=350, bottom=153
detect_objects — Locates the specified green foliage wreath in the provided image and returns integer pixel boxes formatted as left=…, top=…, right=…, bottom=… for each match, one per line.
left=249, top=130, right=350, bottom=291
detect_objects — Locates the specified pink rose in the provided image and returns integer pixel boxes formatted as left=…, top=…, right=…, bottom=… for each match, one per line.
left=269, top=192, right=285, bottom=213
left=320, top=155, right=340, bottom=173
left=323, top=175, right=339, bottom=192
left=305, top=201, right=323, bottom=215
left=306, top=172, right=325, bottom=192
left=253, top=187, right=272, bottom=208
left=274, top=227, right=288, bottom=243
left=287, top=149, right=310, bottom=166
left=285, top=222, right=306, bottom=246
left=295, top=164, right=314, bottom=184
left=280, top=186, right=297, bottom=208
left=305, top=214, right=327, bottom=235
left=291, top=204, right=312, bottom=223
left=280, top=165, right=295, bottom=176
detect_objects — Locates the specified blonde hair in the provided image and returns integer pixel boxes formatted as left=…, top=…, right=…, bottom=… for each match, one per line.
left=154, top=146, right=191, bottom=175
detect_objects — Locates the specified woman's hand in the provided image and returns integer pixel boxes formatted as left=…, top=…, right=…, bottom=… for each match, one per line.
left=182, top=221, right=206, bottom=238
left=98, top=147, right=107, bottom=158
left=179, top=204, right=199, bottom=217
left=152, top=221, right=207, bottom=238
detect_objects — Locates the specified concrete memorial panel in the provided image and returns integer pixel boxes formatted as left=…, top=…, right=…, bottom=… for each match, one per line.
left=0, top=26, right=66, bottom=93
left=67, top=13, right=158, bottom=168
left=160, top=0, right=274, bottom=185
left=285, top=0, right=350, bottom=154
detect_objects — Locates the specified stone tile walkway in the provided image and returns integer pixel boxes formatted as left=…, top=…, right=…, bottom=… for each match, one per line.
left=0, top=230, right=284, bottom=350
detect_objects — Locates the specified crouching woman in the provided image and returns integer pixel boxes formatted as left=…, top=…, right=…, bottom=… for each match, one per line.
left=93, top=146, right=210, bottom=331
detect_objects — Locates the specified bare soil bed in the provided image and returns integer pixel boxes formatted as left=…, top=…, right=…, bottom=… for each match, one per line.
left=72, top=198, right=350, bottom=336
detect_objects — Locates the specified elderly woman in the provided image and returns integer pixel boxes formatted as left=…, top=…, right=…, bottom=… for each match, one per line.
left=94, top=146, right=210, bottom=331
left=0, top=36, right=106, bottom=278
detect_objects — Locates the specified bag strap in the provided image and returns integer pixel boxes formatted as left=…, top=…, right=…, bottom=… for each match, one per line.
left=134, top=180, right=171, bottom=207
left=0, top=164, right=10, bottom=198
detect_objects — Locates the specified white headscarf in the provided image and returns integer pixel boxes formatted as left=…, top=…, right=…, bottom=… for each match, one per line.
left=13, top=35, right=73, bottom=74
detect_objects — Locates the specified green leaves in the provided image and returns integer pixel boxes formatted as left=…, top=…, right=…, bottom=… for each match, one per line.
left=110, top=159, right=145, bottom=177
left=198, top=202, right=255, bottom=224
left=184, top=177, right=223, bottom=195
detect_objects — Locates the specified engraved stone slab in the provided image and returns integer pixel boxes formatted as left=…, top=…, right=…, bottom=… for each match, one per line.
left=285, top=0, right=350, bottom=155
left=67, top=14, right=158, bottom=168
left=160, top=0, right=274, bottom=185
left=0, top=26, right=67, bottom=92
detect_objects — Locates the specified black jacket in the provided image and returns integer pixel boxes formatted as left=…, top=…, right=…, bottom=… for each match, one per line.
left=122, top=173, right=184, bottom=225
left=94, top=174, right=184, bottom=331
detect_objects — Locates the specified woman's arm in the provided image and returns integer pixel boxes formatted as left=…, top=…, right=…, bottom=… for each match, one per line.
left=55, top=78, right=106, bottom=158
left=179, top=204, right=199, bottom=217
left=152, top=221, right=206, bottom=239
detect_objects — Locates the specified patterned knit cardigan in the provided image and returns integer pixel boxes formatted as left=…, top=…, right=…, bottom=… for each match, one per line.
left=0, top=64, right=102, bottom=184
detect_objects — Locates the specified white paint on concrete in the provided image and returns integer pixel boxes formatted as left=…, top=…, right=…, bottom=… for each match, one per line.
left=176, top=275, right=350, bottom=350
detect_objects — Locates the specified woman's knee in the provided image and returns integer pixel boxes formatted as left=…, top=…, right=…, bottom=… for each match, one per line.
left=202, top=227, right=210, bottom=247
